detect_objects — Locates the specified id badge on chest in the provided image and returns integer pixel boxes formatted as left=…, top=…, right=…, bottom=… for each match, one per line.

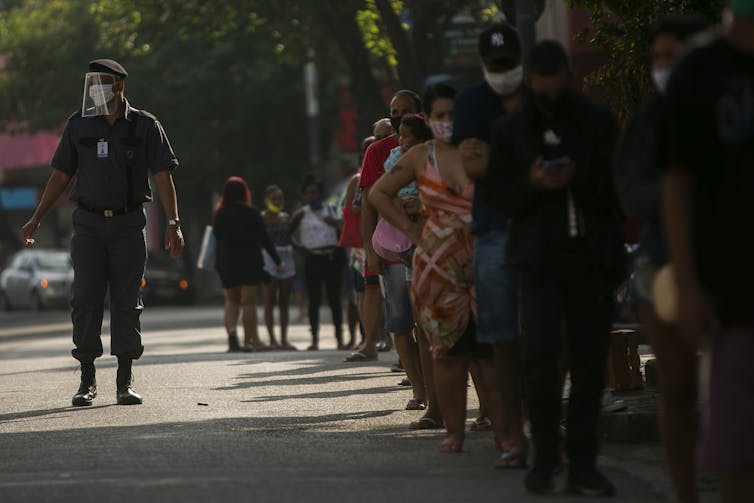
left=97, top=139, right=109, bottom=158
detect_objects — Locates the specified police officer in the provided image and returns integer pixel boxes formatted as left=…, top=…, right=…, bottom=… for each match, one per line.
left=20, top=59, right=184, bottom=406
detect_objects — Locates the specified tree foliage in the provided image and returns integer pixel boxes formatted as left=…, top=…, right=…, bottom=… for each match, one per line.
left=565, top=0, right=723, bottom=122
left=0, top=1, right=374, bottom=226
left=358, top=0, right=500, bottom=90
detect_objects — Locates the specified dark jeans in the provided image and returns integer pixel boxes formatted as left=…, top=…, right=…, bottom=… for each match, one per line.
left=70, top=208, right=147, bottom=363
left=519, top=261, right=612, bottom=471
left=304, top=251, right=343, bottom=345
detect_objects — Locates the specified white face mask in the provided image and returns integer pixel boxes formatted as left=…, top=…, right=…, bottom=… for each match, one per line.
left=652, top=68, right=671, bottom=94
left=89, top=84, right=115, bottom=107
left=483, top=65, right=523, bottom=96
left=429, top=120, right=453, bottom=143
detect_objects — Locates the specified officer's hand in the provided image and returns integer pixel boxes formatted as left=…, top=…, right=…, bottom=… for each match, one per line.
left=20, top=219, right=40, bottom=246
left=165, top=226, right=184, bottom=258
left=276, top=263, right=285, bottom=274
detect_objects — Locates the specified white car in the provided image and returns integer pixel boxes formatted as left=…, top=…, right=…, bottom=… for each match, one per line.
left=0, top=249, right=73, bottom=310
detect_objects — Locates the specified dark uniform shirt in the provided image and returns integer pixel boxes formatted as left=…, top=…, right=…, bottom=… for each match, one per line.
left=452, top=81, right=507, bottom=235
left=51, top=100, right=178, bottom=209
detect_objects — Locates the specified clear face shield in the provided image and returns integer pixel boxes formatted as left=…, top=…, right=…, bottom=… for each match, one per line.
left=81, top=72, right=120, bottom=117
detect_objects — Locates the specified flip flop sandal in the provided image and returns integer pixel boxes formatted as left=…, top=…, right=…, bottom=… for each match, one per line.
left=343, top=351, right=377, bottom=362
left=408, top=417, right=443, bottom=430
left=469, top=417, right=492, bottom=431
left=494, top=450, right=529, bottom=469
left=405, top=398, right=426, bottom=410
left=439, top=437, right=463, bottom=453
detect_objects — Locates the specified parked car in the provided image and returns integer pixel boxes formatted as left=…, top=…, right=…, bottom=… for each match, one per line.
left=0, top=249, right=73, bottom=310
left=142, top=252, right=195, bottom=305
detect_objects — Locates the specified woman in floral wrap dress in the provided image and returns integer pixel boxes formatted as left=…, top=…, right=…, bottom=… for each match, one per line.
left=369, top=84, right=507, bottom=456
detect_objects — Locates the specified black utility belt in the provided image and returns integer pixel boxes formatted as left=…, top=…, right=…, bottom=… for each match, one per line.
left=77, top=202, right=142, bottom=217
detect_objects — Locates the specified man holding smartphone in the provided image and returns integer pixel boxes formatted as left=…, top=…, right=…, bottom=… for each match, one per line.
left=488, top=41, right=624, bottom=496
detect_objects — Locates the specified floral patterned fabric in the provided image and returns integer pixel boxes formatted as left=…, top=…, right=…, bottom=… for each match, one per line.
left=411, top=141, right=475, bottom=359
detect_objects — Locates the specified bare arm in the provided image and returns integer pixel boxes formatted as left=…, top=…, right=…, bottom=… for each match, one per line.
left=368, top=147, right=423, bottom=244
left=20, top=169, right=71, bottom=244
left=152, top=170, right=184, bottom=258
left=344, top=175, right=361, bottom=215
left=152, top=170, right=179, bottom=221
left=662, top=167, right=718, bottom=347
left=289, top=208, right=304, bottom=233
left=360, top=186, right=382, bottom=272
left=662, top=168, right=697, bottom=288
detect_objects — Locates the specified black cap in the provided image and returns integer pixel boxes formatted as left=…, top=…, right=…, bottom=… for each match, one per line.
left=478, top=23, right=521, bottom=64
left=88, top=59, right=128, bottom=78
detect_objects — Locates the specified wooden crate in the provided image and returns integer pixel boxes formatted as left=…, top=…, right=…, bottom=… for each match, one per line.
left=606, top=329, right=643, bottom=391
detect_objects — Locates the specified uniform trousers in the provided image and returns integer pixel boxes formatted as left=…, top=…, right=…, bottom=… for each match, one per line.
left=519, top=257, right=613, bottom=471
left=70, top=208, right=147, bottom=362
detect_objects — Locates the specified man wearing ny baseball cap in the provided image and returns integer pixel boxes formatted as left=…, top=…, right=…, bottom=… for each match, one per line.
left=452, top=22, right=528, bottom=471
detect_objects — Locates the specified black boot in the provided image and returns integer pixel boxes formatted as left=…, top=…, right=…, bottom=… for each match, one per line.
left=116, top=358, right=142, bottom=405
left=72, top=362, right=97, bottom=407
left=227, top=330, right=241, bottom=352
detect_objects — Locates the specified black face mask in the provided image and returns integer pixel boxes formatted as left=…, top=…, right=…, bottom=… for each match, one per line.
left=533, top=90, right=573, bottom=117
left=390, top=116, right=402, bottom=133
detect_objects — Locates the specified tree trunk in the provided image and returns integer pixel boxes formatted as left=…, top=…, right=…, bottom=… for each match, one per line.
left=374, top=0, right=423, bottom=91
left=319, top=3, right=386, bottom=132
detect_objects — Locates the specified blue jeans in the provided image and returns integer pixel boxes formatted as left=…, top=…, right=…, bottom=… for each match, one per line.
left=380, top=263, right=415, bottom=334
left=473, top=230, right=518, bottom=343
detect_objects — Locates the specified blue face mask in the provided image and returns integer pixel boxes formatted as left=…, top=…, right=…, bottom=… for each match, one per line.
left=308, top=199, right=322, bottom=210
left=731, top=0, right=754, bottom=19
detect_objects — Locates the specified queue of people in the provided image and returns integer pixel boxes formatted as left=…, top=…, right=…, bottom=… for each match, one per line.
left=351, top=12, right=753, bottom=501
left=204, top=11, right=753, bottom=501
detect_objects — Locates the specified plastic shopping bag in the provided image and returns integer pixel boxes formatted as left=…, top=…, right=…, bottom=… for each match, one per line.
left=196, top=225, right=216, bottom=270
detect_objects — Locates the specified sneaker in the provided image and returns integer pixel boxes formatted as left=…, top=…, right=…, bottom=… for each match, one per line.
left=567, top=468, right=616, bottom=497
left=525, top=467, right=555, bottom=495
left=390, top=362, right=405, bottom=373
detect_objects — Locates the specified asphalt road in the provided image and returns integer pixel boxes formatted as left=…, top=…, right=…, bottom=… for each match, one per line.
left=0, top=305, right=666, bottom=502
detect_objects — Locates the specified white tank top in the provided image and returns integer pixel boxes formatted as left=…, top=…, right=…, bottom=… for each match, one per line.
left=299, top=205, right=339, bottom=249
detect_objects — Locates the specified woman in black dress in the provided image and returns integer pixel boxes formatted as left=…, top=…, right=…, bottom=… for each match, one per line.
left=213, top=177, right=282, bottom=351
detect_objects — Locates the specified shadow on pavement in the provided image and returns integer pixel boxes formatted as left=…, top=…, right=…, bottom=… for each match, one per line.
left=241, top=385, right=406, bottom=403
left=0, top=415, right=662, bottom=503
left=0, top=404, right=115, bottom=423
left=218, top=371, right=386, bottom=391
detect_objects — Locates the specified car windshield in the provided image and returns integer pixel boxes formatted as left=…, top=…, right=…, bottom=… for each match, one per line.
left=34, top=252, right=71, bottom=271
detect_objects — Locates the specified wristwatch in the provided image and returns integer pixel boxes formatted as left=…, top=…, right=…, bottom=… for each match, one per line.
left=168, top=218, right=181, bottom=227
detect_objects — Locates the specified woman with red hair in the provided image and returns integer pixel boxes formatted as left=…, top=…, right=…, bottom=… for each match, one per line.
left=213, top=177, right=282, bottom=351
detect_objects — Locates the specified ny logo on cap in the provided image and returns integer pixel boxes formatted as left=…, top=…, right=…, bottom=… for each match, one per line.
left=491, top=32, right=505, bottom=47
